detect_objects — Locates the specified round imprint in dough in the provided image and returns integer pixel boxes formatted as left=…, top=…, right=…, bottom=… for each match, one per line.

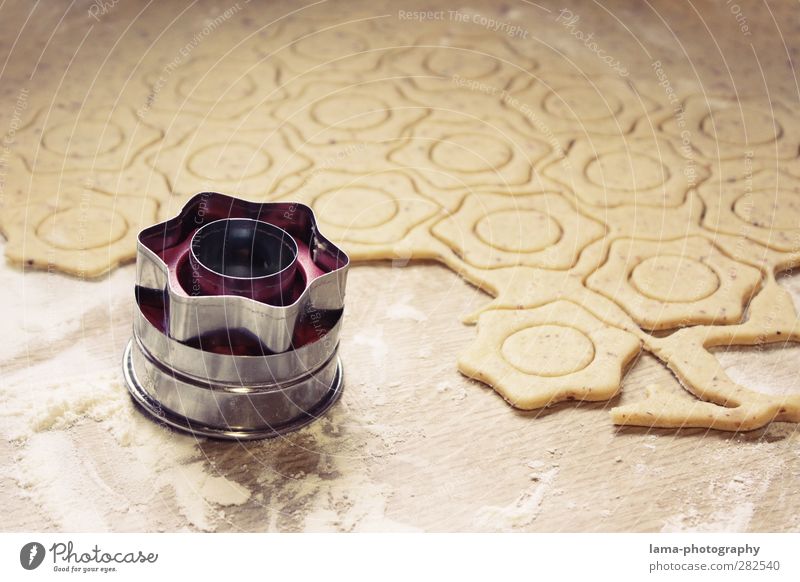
left=424, top=51, right=499, bottom=79
left=585, top=151, right=668, bottom=191
left=310, top=94, right=391, bottom=130
left=36, top=207, right=127, bottom=250
left=187, top=143, right=272, bottom=181
left=630, top=255, right=720, bottom=303
left=733, top=190, right=800, bottom=230
left=314, top=187, right=398, bottom=229
left=501, top=324, right=595, bottom=377
left=292, top=30, right=369, bottom=61
left=429, top=133, right=513, bottom=173
left=474, top=209, right=562, bottom=253
left=177, top=70, right=258, bottom=104
left=700, top=107, right=780, bottom=146
left=543, top=87, right=624, bottom=122
left=42, top=121, right=125, bottom=158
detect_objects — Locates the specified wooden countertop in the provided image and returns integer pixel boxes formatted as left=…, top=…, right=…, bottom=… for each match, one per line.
left=1, top=0, right=799, bottom=532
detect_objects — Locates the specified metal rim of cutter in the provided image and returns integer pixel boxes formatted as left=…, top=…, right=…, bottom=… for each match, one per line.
left=122, top=340, right=344, bottom=441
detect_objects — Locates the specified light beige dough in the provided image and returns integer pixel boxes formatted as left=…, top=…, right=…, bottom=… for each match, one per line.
left=586, top=236, right=762, bottom=330
left=277, top=168, right=446, bottom=256
left=0, top=187, right=158, bottom=277
left=458, top=300, right=641, bottom=409
left=147, top=126, right=311, bottom=202
left=544, top=135, right=710, bottom=207
left=659, top=95, right=800, bottom=163
left=389, top=111, right=553, bottom=191
left=13, top=106, right=162, bottom=174
left=140, top=55, right=286, bottom=121
left=699, top=169, right=800, bottom=252
left=501, top=72, right=661, bottom=137
left=387, top=30, right=538, bottom=93
left=5, top=13, right=800, bottom=433
left=431, top=191, right=604, bottom=270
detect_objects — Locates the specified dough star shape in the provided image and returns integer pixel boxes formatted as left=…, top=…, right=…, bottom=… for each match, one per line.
left=0, top=187, right=158, bottom=277
left=13, top=106, right=162, bottom=174
left=389, top=112, right=553, bottom=191
left=586, top=237, right=762, bottom=330
left=544, top=135, right=710, bottom=207
left=501, top=72, right=660, bottom=138
left=431, top=191, right=604, bottom=270
left=140, top=55, right=286, bottom=121
left=659, top=95, right=800, bottom=163
left=699, top=169, right=800, bottom=252
left=147, top=127, right=311, bottom=202
left=458, top=300, right=641, bottom=409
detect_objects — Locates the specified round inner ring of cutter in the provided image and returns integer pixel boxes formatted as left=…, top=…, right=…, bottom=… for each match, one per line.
left=190, top=217, right=298, bottom=279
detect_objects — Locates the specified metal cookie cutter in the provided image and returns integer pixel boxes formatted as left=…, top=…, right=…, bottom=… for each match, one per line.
left=122, top=192, right=350, bottom=440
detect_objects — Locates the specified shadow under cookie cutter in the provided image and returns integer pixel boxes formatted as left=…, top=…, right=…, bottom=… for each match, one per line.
left=122, top=192, right=350, bottom=440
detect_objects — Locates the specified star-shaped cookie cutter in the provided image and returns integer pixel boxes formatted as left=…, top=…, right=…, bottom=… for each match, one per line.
left=122, top=192, right=350, bottom=440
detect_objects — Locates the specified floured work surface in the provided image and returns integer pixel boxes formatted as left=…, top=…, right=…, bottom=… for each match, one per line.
left=1, top=0, right=800, bottom=532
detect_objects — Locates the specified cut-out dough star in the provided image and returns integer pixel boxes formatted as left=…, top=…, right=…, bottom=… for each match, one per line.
left=280, top=25, right=387, bottom=75
left=432, top=191, right=605, bottom=270
left=389, top=112, right=554, bottom=191
left=13, top=106, right=162, bottom=174
left=459, top=300, right=641, bottom=409
left=139, top=55, right=286, bottom=121
left=272, top=78, right=428, bottom=174
left=659, top=94, right=800, bottom=162
left=147, top=126, right=311, bottom=202
left=0, top=187, right=158, bottom=277
left=587, top=236, right=762, bottom=330
left=699, top=169, right=800, bottom=253
left=277, top=168, right=446, bottom=257
left=543, top=135, right=710, bottom=207
left=501, top=72, right=660, bottom=137
left=387, top=29, right=538, bottom=93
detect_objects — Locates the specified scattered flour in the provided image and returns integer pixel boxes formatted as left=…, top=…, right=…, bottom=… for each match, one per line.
left=473, top=466, right=559, bottom=530
left=661, top=465, right=780, bottom=532
left=714, top=344, right=800, bottom=397
left=1, top=313, right=253, bottom=532
left=385, top=295, right=428, bottom=323
left=435, top=380, right=467, bottom=401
